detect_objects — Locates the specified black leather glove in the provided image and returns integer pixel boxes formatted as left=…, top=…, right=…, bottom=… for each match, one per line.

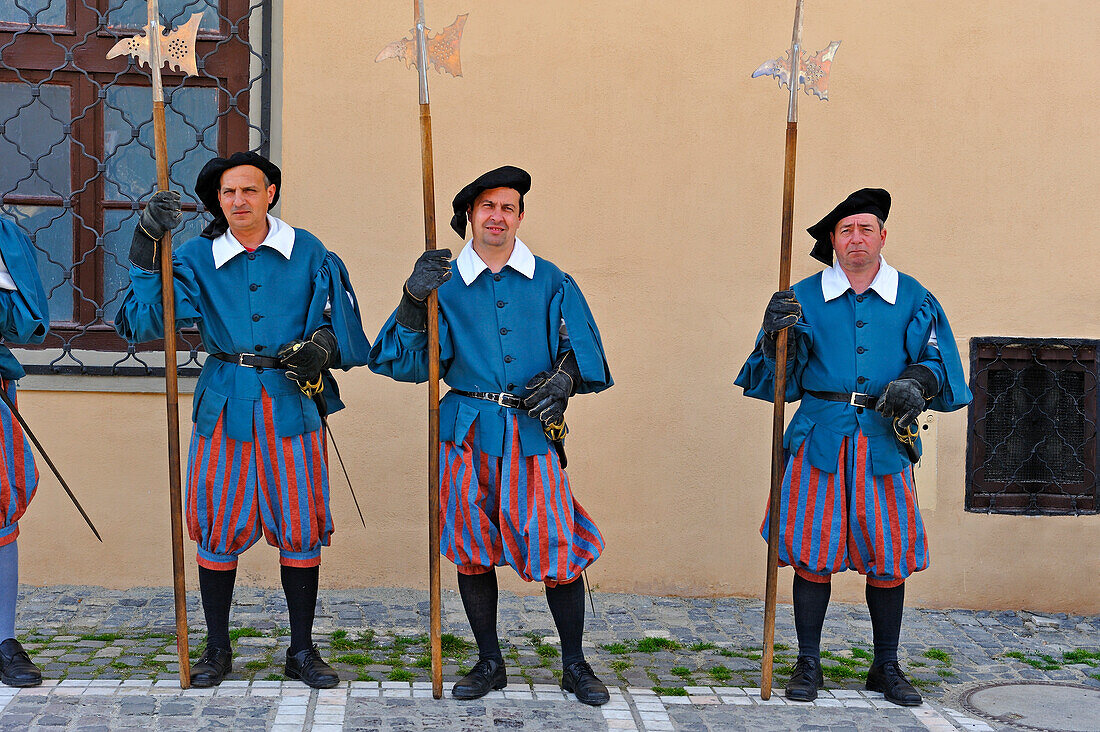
left=523, top=351, right=581, bottom=427
left=405, top=249, right=452, bottom=301
left=128, top=190, right=183, bottom=272
left=395, top=249, right=452, bottom=331
left=763, top=289, right=801, bottom=335
left=878, top=364, right=939, bottom=429
left=761, top=290, right=801, bottom=360
left=277, top=327, right=338, bottom=384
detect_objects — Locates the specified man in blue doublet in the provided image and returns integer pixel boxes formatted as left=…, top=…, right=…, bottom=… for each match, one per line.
left=735, top=188, right=971, bottom=705
left=116, top=152, right=371, bottom=689
left=369, top=166, right=614, bottom=705
left=0, top=217, right=50, bottom=686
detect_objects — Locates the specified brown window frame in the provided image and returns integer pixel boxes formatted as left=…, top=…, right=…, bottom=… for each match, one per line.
left=0, top=0, right=258, bottom=357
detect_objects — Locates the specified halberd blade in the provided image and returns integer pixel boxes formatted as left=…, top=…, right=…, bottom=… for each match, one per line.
left=375, top=14, right=467, bottom=77
left=106, top=12, right=203, bottom=76
left=752, top=41, right=841, bottom=100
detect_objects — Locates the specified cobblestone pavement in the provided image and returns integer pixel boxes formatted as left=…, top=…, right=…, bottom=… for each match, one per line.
left=0, top=585, right=1095, bottom=730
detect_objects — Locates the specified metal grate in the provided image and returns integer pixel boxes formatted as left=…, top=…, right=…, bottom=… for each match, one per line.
left=967, top=338, right=1098, bottom=515
left=0, top=0, right=272, bottom=377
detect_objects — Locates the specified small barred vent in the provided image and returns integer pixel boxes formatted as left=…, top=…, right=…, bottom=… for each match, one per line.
left=966, top=339, right=1098, bottom=515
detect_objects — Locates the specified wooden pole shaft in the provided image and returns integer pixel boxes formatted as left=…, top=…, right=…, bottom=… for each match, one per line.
left=761, top=120, right=798, bottom=700
left=419, top=102, right=444, bottom=700
left=152, top=99, right=191, bottom=689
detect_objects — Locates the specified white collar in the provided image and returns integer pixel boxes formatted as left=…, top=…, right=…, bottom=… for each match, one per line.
left=212, top=215, right=295, bottom=269
left=455, top=237, right=536, bottom=285
left=821, top=255, right=898, bottom=305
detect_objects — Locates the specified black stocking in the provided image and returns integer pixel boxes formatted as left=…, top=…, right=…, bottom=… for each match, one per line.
left=198, top=566, right=236, bottom=651
left=866, top=582, right=905, bottom=666
left=545, top=577, right=586, bottom=667
left=792, top=573, right=832, bottom=659
left=457, top=569, right=502, bottom=663
left=281, top=565, right=319, bottom=655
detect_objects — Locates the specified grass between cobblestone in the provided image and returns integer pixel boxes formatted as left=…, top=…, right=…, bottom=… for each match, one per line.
left=12, top=625, right=1100, bottom=694
left=1004, top=648, right=1100, bottom=672
left=596, top=637, right=967, bottom=694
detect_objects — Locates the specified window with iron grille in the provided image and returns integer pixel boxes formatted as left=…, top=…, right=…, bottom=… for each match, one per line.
left=967, top=338, right=1099, bottom=515
left=0, top=0, right=273, bottom=376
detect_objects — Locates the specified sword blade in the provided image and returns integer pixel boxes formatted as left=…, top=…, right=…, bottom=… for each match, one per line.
left=319, top=413, right=366, bottom=529
left=0, top=387, right=102, bottom=542
left=583, top=569, right=596, bottom=615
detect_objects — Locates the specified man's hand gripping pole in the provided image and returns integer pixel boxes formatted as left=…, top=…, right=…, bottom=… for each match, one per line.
left=107, top=4, right=203, bottom=688
left=377, top=1, right=467, bottom=700
left=751, top=0, right=841, bottom=700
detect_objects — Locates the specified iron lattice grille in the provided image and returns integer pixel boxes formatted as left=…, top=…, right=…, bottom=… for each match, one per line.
left=967, top=338, right=1099, bottom=515
left=0, top=0, right=272, bottom=376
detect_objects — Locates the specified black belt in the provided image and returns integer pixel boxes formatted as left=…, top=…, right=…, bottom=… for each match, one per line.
left=211, top=352, right=283, bottom=369
left=806, top=390, right=880, bottom=409
left=450, top=389, right=524, bottom=409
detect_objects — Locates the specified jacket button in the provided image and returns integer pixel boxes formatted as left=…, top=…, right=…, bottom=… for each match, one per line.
left=856, top=320, right=865, bottom=327
left=857, top=376, right=867, bottom=384
left=504, top=355, right=513, bottom=363
left=494, top=274, right=502, bottom=281
left=500, top=328, right=508, bottom=335
left=857, top=346, right=866, bottom=354
left=508, top=383, right=516, bottom=390
left=856, top=407, right=864, bottom=414
left=255, top=345, right=264, bottom=351
left=247, top=253, right=256, bottom=260
left=252, top=314, right=261, bottom=322
left=856, top=294, right=864, bottom=302
left=250, top=283, right=258, bottom=291
left=255, top=367, right=264, bottom=374
left=496, top=300, right=505, bottom=308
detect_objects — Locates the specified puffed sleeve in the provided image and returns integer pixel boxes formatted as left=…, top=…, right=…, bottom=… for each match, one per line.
left=0, top=219, right=48, bottom=344
left=114, top=258, right=202, bottom=343
left=305, top=251, right=371, bottom=369
left=734, top=321, right=813, bottom=403
left=905, top=292, right=972, bottom=412
left=548, top=275, right=613, bottom=394
left=367, top=308, right=454, bottom=384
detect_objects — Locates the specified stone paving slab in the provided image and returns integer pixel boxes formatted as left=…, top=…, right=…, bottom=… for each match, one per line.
left=1, top=585, right=1097, bottom=729
left=0, top=680, right=1004, bottom=731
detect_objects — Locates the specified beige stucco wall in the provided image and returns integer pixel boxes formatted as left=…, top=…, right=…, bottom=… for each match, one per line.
left=15, top=1, right=1100, bottom=613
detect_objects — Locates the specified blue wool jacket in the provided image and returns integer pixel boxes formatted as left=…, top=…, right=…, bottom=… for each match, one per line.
left=369, top=255, right=613, bottom=458
left=115, top=228, right=371, bottom=441
left=0, top=218, right=49, bottom=379
left=735, top=270, right=971, bottom=476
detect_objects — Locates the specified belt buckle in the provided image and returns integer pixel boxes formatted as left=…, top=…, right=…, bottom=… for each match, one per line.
left=849, top=392, right=868, bottom=407
left=237, top=353, right=252, bottom=368
left=497, top=392, right=520, bottom=409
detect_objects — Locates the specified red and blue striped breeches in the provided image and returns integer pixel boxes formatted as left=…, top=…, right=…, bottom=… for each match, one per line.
left=761, top=431, right=928, bottom=588
left=440, top=415, right=603, bottom=587
left=0, top=379, right=38, bottom=547
left=186, top=389, right=331, bottom=570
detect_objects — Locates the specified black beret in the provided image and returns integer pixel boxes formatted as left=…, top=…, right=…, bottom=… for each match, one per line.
left=807, top=188, right=891, bottom=265
left=195, top=152, right=281, bottom=239
left=450, top=165, right=531, bottom=238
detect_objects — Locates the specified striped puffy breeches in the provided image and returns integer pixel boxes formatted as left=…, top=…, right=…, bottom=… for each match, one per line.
left=0, top=380, right=38, bottom=548
left=440, top=415, right=603, bottom=587
left=761, top=431, right=928, bottom=588
left=186, top=389, right=331, bottom=570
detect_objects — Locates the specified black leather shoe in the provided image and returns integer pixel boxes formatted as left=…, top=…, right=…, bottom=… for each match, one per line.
left=561, top=660, right=610, bottom=706
left=784, top=655, right=824, bottom=702
left=866, top=660, right=922, bottom=706
left=190, top=646, right=232, bottom=688
left=452, top=658, right=507, bottom=700
left=285, top=645, right=339, bottom=689
left=0, top=638, right=41, bottom=687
